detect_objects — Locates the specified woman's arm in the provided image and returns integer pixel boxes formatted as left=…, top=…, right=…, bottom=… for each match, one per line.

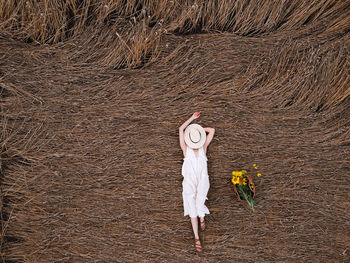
left=179, top=112, right=200, bottom=155
left=203, top=127, right=215, bottom=154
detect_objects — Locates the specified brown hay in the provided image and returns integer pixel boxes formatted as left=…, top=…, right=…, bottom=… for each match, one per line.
left=1, top=1, right=350, bottom=262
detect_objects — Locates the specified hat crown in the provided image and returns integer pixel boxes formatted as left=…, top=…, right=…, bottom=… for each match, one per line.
left=184, top=124, right=206, bottom=149
left=189, top=129, right=201, bottom=143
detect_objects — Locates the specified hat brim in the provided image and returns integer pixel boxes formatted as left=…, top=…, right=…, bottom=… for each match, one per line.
left=184, top=124, right=206, bottom=149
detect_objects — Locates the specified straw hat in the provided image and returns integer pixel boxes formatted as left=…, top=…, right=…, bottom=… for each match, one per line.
left=184, top=124, right=206, bottom=149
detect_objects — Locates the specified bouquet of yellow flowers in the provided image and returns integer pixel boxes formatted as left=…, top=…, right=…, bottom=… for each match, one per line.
left=232, top=169, right=257, bottom=210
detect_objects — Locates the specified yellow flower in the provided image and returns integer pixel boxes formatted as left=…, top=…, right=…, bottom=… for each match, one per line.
left=254, top=167, right=258, bottom=169
left=257, top=173, right=262, bottom=177
left=233, top=171, right=240, bottom=177
left=253, top=164, right=256, bottom=167
left=243, top=178, right=247, bottom=185
left=232, top=177, right=239, bottom=184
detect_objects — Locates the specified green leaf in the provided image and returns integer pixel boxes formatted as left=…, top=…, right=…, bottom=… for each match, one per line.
left=237, top=184, right=256, bottom=210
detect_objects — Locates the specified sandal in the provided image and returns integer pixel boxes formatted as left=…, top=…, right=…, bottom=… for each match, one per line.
left=200, top=219, right=206, bottom=231
left=195, top=238, right=202, bottom=253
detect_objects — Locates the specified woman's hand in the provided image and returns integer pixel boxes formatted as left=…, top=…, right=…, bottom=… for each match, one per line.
left=192, top=112, right=200, bottom=120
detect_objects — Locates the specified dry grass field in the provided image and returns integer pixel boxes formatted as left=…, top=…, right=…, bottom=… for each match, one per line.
left=1, top=1, right=350, bottom=262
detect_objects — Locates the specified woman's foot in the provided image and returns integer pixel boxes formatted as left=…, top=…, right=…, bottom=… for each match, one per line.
left=200, top=219, right=206, bottom=231
left=195, top=238, right=202, bottom=253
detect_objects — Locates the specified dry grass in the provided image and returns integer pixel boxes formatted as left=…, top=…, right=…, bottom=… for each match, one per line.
left=1, top=1, right=350, bottom=262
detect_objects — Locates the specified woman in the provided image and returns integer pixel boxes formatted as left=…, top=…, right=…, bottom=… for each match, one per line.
left=179, top=112, right=215, bottom=253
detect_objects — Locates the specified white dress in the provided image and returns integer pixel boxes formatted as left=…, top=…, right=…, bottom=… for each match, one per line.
left=182, top=146, right=210, bottom=218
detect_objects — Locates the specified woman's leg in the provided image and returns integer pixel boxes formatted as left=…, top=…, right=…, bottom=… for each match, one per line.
left=191, top=217, right=202, bottom=252
left=199, top=216, right=205, bottom=231
left=196, top=173, right=210, bottom=224
left=190, top=217, right=199, bottom=239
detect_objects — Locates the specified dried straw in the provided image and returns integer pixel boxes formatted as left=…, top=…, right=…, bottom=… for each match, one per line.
left=1, top=1, right=349, bottom=262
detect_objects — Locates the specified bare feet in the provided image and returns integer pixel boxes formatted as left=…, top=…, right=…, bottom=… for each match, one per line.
left=195, top=238, right=202, bottom=253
